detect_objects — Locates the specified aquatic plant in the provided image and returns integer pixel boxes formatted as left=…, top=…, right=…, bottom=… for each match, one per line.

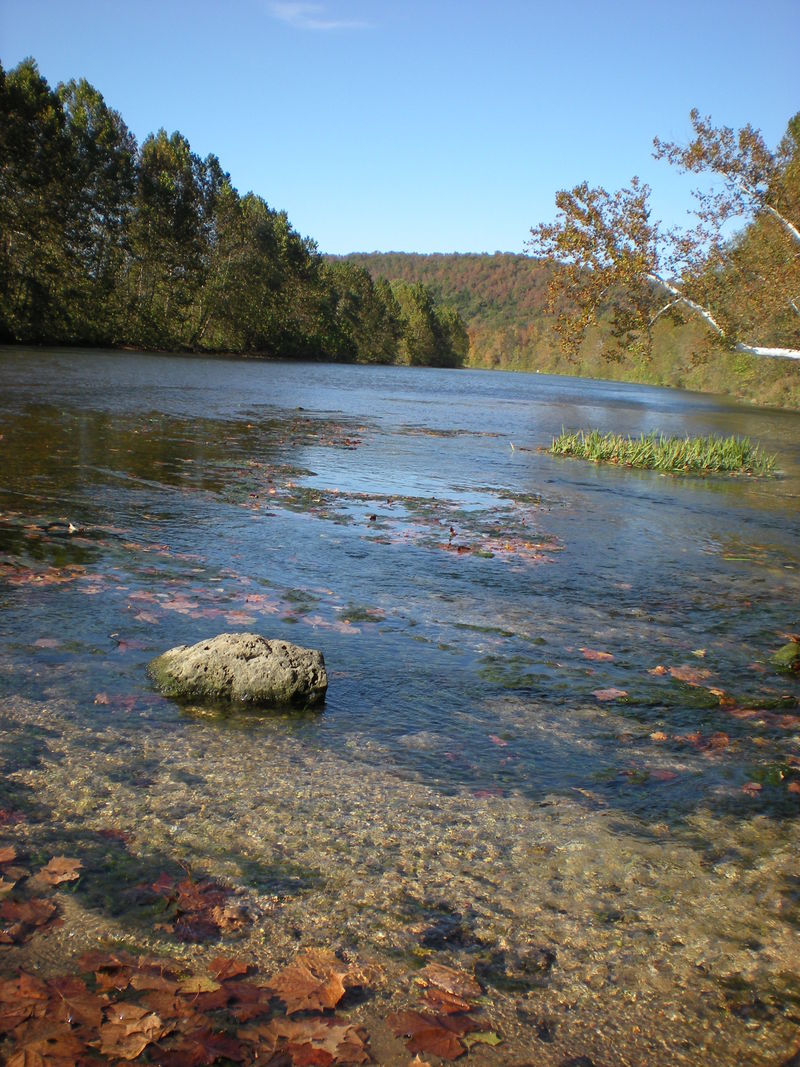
left=550, top=429, right=776, bottom=475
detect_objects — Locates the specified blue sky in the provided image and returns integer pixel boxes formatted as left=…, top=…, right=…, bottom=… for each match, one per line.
left=2, top=0, right=798, bottom=255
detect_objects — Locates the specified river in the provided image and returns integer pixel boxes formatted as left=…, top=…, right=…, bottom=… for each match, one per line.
left=1, top=347, right=798, bottom=1065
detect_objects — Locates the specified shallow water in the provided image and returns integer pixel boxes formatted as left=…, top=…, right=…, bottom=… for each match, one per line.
left=0, top=347, right=799, bottom=1065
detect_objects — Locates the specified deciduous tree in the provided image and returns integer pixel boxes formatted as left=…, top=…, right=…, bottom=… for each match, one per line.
left=527, top=110, right=800, bottom=362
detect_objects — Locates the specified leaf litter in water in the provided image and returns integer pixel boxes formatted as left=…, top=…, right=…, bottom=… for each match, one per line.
left=266, top=948, right=365, bottom=1014
left=592, top=687, right=628, bottom=702
left=147, top=872, right=254, bottom=941
left=33, top=855, right=83, bottom=886
left=0, top=846, right=72, bottom=946
left=0, top=946, right=372, bottom=1066
left=0, top=931, right=497, bottom=1065
left=580, top=648, right=614, bottom=662
left=388, top=962, right=500, bottom=1060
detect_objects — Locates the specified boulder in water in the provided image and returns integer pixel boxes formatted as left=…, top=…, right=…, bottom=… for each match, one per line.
left=148, top=633, right=327, bottom=709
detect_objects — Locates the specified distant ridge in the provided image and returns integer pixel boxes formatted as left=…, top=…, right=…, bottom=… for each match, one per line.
left=331, top=252, right=800, bottom=408
left=330, top=252, right=551, bottom=332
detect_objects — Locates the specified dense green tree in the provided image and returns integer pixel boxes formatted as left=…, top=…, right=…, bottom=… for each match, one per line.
left=322, top=261, right=402, bottom=362
left=392, top=282, right=466, bottom=367
left=58, top=78, right=137, bottom=342
left=124, top=129, right=208, bottom=348
left=0, top=58, right=469, bottom=369
left=433, top=304, right=469, bottom=367
left=392, top=282, right=441, bottom=365
left=0, top=58, right=72, bottom=341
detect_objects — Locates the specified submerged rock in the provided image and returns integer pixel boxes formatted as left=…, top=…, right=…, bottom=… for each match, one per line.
left=148, top=633, right=327, bottom=709
left=771, top=642, right=800, bottom=674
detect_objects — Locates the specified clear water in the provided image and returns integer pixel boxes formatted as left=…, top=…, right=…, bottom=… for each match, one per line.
left=1, top=348, right=798, bottom=1065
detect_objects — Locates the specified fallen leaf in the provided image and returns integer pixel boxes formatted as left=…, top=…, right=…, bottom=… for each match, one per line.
left=6, top=1019, right=88, bottom=1066
left=1, top=971, right=49, bottom=1003
left=47, top=975, right=105, bottom=1029
left=463, top=1030, right=503, bottom=1048
left=128, top=590, right=159, bottom=602
left=178, top=975, right=221, bottom=994
left=157, top=1026, right=247, bottom=1065
left=150, top=874, right=252, bottom=941
left=224, top=611, right=257, bottom=625
left=669, top=664, right=713, bottom=686
left=648, top=665, right=668, bottom=676
left=36, top=856, right=83, bottom=885
left=129, top=972, right=180, bottom=994
left=252, top=1016, right=371, bottom=1064
left=209, top=956, right=250, bottom=981
left=98, top=1008, right=169, bottom=1060
left=592, top=687, right=628, bottom=702
left=267, top=949, right=358, bottom=1015
left=388, top=1010, right=477, bottom=1060
left=417, top=963, right=481, bottom=1001
left=580, top=648, right=614, bottom=662
left=0, top=809, right=26, bottom=826
left=98, top=827, right=132, bottom=844
left=0, top=897, right=60, bottom=944
left=699, top=732, right=730, bottom=753
left=421, top=988, right=473, bottom=1014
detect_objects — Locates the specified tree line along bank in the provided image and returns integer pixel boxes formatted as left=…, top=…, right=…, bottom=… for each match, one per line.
left=0, top=59, right=468, bottom=368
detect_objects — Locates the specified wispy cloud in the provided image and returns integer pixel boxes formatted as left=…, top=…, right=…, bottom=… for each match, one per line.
left=269, top=2, right=371, bottom=31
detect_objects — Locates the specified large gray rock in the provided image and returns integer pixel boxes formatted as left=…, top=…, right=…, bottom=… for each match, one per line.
left=148, top=633, right=327, bottom=709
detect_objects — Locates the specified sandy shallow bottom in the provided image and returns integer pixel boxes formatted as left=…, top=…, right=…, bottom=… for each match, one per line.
left=1, top=691, right=798, bottom=1067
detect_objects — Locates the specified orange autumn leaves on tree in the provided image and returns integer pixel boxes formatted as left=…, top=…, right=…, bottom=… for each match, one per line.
left=527, top=110, right=800, bottom=363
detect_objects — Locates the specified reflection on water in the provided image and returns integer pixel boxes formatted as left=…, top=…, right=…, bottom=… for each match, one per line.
left=1, top=347, right=799, bottom=1065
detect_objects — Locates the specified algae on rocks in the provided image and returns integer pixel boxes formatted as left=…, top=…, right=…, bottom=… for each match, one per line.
left=771, top=641, right=800, bottom=674
left=148, top=633, right=328, bottom=709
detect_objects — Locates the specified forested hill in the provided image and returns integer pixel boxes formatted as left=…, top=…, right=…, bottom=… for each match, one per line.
left=333, top=252, right=557, bottom=371
left=335, top=251, right=603, bottom=372
left=338, top=253, right=552, bottom=331
left=336, top=252, right=800, bottom=408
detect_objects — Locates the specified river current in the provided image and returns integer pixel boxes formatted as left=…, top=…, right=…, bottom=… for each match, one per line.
left=0, top=347, right=798, bottom=1065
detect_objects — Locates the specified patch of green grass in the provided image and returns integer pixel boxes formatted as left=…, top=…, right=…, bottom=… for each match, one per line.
left=550, top=429, right=776, bottom=476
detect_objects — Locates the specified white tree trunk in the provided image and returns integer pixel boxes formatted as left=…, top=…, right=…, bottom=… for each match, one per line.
left=733, top=343, right=800, bottom=361
left=763, top=204, right=800, bottom=246
left=647, top=274, right=800, bottom=361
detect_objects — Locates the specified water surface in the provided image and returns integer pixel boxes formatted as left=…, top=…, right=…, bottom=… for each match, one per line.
left=1, top=348, right=798, bottom=1065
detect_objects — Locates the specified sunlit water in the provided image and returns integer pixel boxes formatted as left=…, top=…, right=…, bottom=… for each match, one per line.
left=1, top=347, right=798, bottom=1065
